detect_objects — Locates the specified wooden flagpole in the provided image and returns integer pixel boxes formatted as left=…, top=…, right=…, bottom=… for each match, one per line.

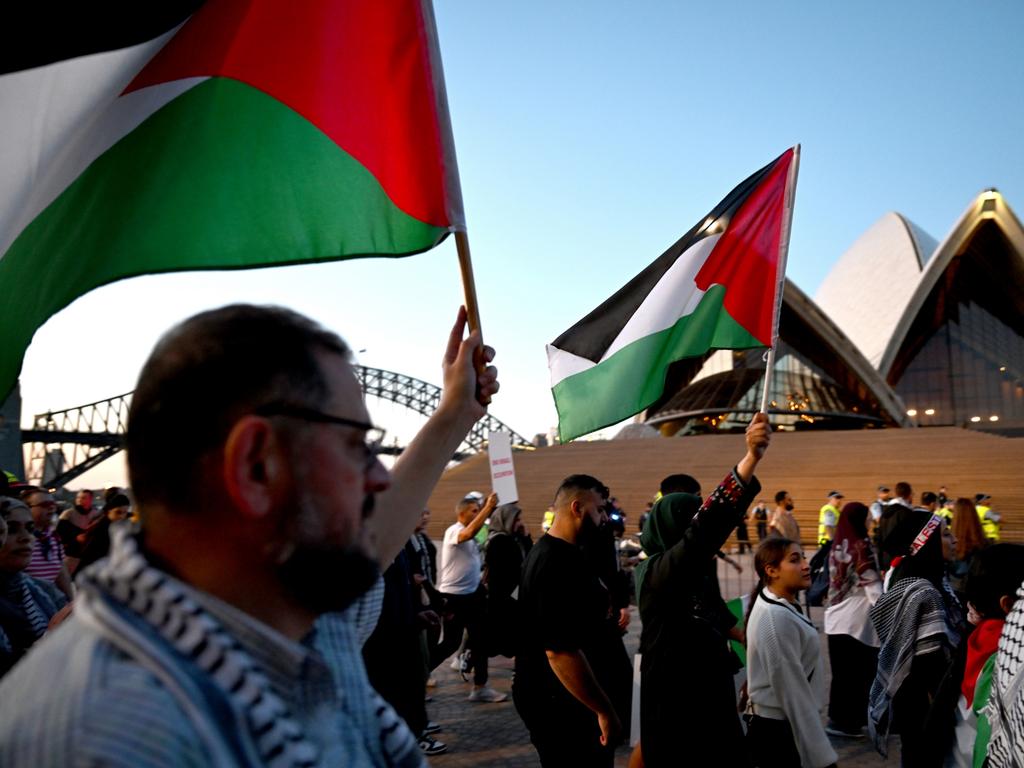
left=759, top=144, right=801, bottom=414
left=454, top=229, right=491, bottom=404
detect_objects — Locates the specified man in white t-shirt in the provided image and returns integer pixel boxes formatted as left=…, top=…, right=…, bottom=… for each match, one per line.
left=431, top=491, right=506, bottom=702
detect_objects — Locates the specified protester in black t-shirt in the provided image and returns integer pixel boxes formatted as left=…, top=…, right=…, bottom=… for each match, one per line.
left=513, top=474, right=621, bottom=768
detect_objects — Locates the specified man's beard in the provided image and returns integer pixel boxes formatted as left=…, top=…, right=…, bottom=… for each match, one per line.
left=577, top=513, right=602, bottom=548
left=277, top=541, right=379, bottom=615
left=276, top=492, right=380, bottom=615
left=785, top=503, right=795, bottom=511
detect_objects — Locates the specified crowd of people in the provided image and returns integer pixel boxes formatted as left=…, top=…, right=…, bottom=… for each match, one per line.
left=0, top=481, right=137, bottom=676
left=0, top=302, right=1022, bottom=768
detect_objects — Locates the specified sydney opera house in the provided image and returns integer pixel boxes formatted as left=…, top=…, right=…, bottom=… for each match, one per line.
left=642, top=189, right=1024, bottom=437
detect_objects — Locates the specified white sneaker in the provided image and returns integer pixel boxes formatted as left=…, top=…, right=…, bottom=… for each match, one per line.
left=467, top=686, right=507, bottom=703
left=418, top=734, right=448, bottom=756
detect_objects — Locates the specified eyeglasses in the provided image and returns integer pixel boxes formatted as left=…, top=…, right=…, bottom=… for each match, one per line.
left=29, top=501, right=57, bottom=511
left=254, top=403, right=386, bottom=469
left=4, top=520, right=36, bottom=536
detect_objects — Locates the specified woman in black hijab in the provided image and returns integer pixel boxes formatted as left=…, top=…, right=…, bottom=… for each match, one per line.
left=868, top=506, right=961, bottom=766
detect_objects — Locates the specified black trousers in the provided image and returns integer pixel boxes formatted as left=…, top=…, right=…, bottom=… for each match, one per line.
left=429, top=585, right=488, bottom=685
left=513, top=685, right=614, bottom=768
left=827, top=633, right=878, bottom=731
left=746, top=715, right=801, bottom=768
left=364, top=627, right=427, bottom=736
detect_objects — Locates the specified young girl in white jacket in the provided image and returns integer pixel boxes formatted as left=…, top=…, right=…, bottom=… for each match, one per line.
left=745, top=538, right=838, bottom=768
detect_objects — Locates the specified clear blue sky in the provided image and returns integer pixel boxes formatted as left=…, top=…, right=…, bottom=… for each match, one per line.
left=16, top=0, right=1024, bottom=487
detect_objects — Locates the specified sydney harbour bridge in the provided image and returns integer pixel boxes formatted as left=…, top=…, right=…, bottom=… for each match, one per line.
left=21, top=365, right=531, bottom=488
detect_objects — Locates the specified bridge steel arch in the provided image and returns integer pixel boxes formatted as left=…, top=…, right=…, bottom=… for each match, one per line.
left=22, top=366, right=531, bottom=487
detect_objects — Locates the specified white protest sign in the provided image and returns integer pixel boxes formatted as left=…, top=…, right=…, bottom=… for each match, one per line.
left=487, top=430, right=518, bottom=504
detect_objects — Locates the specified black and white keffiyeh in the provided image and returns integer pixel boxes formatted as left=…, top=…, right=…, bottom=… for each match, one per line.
left=77, top=527, right=320, bottom=768
left=867, top=576, right=959, bottom=756
left=986, top=579, right=1024, bottom=768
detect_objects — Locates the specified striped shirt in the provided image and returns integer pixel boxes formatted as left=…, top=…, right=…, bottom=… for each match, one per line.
left=24, top=529, right=64, bottom=584
left=0, top=574, right=420, bottom=767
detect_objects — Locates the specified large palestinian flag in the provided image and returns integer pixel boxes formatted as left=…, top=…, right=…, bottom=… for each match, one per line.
left=0, top=0, right=463, bottom=399
left=547, top=148, right=798, bottom=442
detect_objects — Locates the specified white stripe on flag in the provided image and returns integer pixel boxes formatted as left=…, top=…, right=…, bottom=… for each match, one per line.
left=546, top=344, right=595, bottom=387
left=547, top=234, right=722, bottom=388
left=601, top=233, right=720, bottom=361
left=0, top=27, right=200, bottom=258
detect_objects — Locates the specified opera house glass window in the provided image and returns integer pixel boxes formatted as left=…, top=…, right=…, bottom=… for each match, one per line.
left=894, top=299, right=1024, bottom=427
left=650, top=326, right=889, bottom=435
left=891, top=231, right=1024, bottom=429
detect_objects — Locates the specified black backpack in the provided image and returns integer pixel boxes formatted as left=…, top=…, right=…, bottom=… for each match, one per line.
left=806, top=540, right=832, bottom=607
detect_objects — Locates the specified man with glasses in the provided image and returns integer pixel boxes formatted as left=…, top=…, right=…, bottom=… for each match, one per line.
left=20, top=488, right=73, bottom=600
left=0, top=303, right=498, bottom=767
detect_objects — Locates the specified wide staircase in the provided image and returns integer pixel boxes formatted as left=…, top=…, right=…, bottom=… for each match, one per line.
left=426, top=427, right=1023, bottom=547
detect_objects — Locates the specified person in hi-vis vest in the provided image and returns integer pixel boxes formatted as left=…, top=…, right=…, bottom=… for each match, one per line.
left=975, top=493, right=1001, bottom=542
left=818, top=491, right=843, bottom=546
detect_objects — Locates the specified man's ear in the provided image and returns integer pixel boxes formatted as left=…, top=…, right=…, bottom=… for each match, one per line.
left=222, top=416, right=287, bottom=519
left=568, top=497, right=583, bottom=520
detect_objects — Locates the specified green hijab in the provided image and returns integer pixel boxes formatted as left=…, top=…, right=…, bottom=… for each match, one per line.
left=635, top=492, right=703, bottom=605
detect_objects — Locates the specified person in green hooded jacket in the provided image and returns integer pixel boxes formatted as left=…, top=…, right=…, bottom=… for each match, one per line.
left=633, top=413, right=770, bottom=768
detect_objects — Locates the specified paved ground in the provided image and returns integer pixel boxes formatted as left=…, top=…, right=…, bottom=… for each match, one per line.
left=422, top=553, right=901, bottom=766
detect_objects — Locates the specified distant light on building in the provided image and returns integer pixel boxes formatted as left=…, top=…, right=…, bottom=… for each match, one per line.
left=990, top=415, right=1000, bottom=422
left=906, top=409, right=918, bottom=416
left=999, top=366, right=1007, bottom=372
left=970, top=416, right=982, bottom=423
left=924, top=408, right=935, bottom=415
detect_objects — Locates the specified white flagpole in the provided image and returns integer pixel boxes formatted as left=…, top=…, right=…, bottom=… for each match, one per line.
left=759, top=144, right=801, bottom=414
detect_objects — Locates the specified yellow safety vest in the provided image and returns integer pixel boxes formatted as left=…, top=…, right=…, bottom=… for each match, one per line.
left=977, top=505, right=1000, bottom=541
left=542, top=510, right=555, bottom=531
left=937, top=506, right=954, bottom=523
left=818, top=503, right=839, bottom=545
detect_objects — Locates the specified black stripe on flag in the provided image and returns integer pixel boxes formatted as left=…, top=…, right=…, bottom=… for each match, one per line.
left=550, top=155, right=779, bottom=365
left=1, top=2, right=205, bottom=75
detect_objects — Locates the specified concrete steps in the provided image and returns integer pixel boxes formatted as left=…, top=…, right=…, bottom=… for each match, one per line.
left=426, top=427, right=1023, bottom=546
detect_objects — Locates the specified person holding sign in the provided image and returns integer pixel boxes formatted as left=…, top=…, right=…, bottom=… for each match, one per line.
left=431, top=491, right=506, bottom=702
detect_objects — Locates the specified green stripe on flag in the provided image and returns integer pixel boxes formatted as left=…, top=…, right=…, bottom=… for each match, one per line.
left=0, top=77, right=446, bottom=395
left=551, top=285, right=763, bottom=441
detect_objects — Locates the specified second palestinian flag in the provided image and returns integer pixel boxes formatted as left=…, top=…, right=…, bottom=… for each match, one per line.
left=547, top=148, right=798, bottom=443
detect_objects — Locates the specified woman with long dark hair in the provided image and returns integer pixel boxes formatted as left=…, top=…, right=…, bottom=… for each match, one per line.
left=868, top=506, right=962, bottom=765
left=745, top=538, right=837, bottom=768
left=823, top=501, right=881, bottom=738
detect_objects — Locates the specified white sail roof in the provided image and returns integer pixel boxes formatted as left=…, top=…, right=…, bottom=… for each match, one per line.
left=815, top=212, right=935, bottom=367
